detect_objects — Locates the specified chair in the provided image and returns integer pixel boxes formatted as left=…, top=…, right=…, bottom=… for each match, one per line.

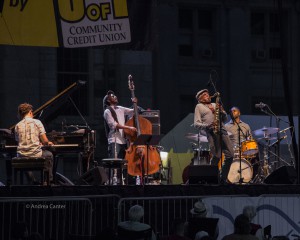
left=264, top=225, right=272, bottom=240
left=11, top=157, right=50, bottom=185
left=117, top=225, right=153, bottom=240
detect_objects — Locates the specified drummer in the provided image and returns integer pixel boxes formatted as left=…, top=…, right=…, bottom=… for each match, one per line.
left=225, top=106, right=252, bottom=148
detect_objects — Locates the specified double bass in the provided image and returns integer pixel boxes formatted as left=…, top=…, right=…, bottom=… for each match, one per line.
left=124, top=75, right=161, bottom=178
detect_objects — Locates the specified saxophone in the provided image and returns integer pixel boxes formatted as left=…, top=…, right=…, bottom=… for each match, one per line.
left=213, top=92, right=220, bottom=134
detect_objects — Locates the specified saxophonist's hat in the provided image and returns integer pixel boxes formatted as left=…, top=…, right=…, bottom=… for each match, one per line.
left=195, top=89, right=209, bottom=100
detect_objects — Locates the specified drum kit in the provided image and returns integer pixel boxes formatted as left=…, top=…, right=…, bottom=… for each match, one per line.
left=185, top=126, right=292, bottom=184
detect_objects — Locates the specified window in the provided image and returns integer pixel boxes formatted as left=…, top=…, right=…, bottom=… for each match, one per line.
left=179, top=8, right=193, bottom=30
left=269, top=47, right=281, bottom=59
left=57, top=48, right=89, bottom=116
left=198, top=10, right=212, bottom=30
left=250, top=11, right=285, bottom=62
left=178, top=7, right=215, bottom=59
left=251, top=12, right=265, bottom=35
left=270, top=13, right=280, bottom=33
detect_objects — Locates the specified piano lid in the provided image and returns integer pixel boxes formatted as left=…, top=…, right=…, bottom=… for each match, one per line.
left=9, top=80, right=86, bottom=130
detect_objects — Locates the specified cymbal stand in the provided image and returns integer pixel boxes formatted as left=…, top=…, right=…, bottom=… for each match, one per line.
left=262, top=142, right=271, bottom=178
left=268, top=128, right=295, bottom=167
left=237, top=124, right=244, bottom=184
left=197, top=131, right=202, bottom=164
left=259, top=105, right=291, bottom=168
left=267, top=147, right=292, bottom=166
left=252, top=141, right=270, bottom=184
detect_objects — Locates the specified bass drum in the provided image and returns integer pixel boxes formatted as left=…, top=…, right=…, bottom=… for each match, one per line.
left=227, top=159, right=253, bottom=184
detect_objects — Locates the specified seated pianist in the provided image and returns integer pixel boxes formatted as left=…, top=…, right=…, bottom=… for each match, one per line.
left=14, top=103, right=54, bottom=184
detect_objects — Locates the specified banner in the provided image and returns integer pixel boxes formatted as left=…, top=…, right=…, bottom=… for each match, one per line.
left=0, top=0, right=131, bottom=47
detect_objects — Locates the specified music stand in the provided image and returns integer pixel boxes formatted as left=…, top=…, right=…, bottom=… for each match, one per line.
left=133, top=134, right=163, bottom=184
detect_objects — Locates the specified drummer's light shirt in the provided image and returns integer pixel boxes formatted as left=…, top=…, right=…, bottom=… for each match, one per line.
left=224, top=120, right=252, bottom=146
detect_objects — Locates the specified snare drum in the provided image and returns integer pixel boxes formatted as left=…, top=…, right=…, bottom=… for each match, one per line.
left=241, top=140, right=258, bottom=157
left=227, top=159, right=253, bottom=184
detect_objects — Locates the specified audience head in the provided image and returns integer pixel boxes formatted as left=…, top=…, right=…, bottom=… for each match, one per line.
left=190, top=200, right=207, bottom=217
left=170, top=218, right=185, bottom=236
left=234, top=214, right=251, bottom=235
left=243, top=205, right=257, bottom=222
left=128, top=204, right=144, bottom=222
left=194, top=231, right=209, bottom=240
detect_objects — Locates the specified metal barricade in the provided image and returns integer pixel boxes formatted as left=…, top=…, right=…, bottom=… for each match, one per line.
left=117, top=195, right=250, bottom=238
left=0, top=196, right=93, bottom=240
left=79, top=194, right=121, bottom=236
left=117, top=196, right=207, bottom=237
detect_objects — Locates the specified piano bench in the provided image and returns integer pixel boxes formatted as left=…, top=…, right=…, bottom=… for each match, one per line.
left=11, top=157, right=50, bottom=186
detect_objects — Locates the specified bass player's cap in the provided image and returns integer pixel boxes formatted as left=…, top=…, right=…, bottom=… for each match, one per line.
left=196, top=89, right=209, bottom=100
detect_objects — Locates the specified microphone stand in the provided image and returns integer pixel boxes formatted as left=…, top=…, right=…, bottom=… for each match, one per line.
left=230, top=113, right=248, bottom=184
left=259, top=105, right=290, bottom=168
left=68, top=96, right=94, bottom=173
left=197, top=131, right=202, bottom=164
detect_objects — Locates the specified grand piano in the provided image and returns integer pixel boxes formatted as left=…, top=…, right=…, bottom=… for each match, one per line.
left=0, top=80, right=96, bottom=184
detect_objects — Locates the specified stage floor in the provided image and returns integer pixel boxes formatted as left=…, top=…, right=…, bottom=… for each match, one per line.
left=1, top=183, right=300, bottom=198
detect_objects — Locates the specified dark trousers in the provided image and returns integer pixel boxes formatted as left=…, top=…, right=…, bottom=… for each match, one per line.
left=107, top=143, right=128, bottom=184
left=208, top=130, right=234, bottom=181
left=42, top=150, right=54, bottom=182
left=108, top=143, right=127, bottom=159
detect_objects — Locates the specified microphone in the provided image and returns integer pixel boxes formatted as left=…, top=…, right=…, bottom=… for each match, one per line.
left=269, top=135, right=287, bottom=148
left=190, top=142, right=197, bottom=148
left=279, top=126, right=293, bottom=133
left=255, top=102, right=267, bottom=109
left=128, top=74, right=132, bottom=80
left=206, top=73, right=212, bottom=86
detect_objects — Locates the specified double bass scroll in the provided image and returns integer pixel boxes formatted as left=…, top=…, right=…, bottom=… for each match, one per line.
left=124, top=75, right=161, bottom=177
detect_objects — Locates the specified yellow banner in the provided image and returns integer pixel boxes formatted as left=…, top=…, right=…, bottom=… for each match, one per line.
left=0, top=0, right=131, bottom=47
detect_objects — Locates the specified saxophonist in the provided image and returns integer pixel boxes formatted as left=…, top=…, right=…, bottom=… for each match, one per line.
left=194, top=89, right=234, bottom=184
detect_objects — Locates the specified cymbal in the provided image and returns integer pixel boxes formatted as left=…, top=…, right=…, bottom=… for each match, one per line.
left=252, top=127, right=279, bottom=136
left=257, top=137, right=277, bottom=141
left=185, top=133, right=208, bottom=142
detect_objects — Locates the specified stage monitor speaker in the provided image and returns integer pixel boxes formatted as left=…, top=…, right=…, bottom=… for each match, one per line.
left=77, top=167, right=108, bottom=185
left=141, top=110, right=160, bottom=135
left=152, top=124, right=160, bottom=135
left=55, top=172, right=74, bottom=186
left=264, top=166, right=297, bottom=184
left=188, top=165, right=219, bottom=184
